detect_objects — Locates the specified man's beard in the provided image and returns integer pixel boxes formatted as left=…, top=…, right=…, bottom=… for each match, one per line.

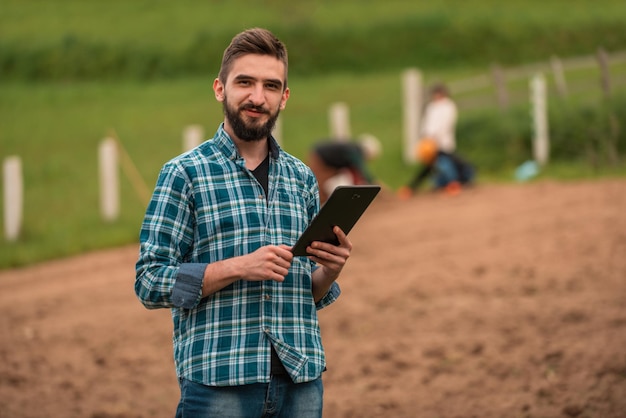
left=223, top=97, right=280, bottom=142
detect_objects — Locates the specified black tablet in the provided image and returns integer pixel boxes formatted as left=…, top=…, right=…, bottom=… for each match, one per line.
left=291, top=185, right=381, bottom=256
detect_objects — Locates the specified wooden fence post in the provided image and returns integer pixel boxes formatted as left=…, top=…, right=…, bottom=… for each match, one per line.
left=3, top=156, right=23, bottom=242
left=183, top=124, right=204, bottom=152
left=98, top=138, right=120, bottom=222
left=550, top=55, right=569, bottom=98
left=402, top=68, right=423, bottom=164
left=530, top=73, right=549, bottom=166
left=329, top=102, right=351, bottom=141
left=596, top=47, right=611, bottom=99
left=111, top=134, right=151, bottom=207
left=491, top=64, right=509, bottom=109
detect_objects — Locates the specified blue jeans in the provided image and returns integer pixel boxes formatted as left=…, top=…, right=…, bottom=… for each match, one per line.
left=175, top=375, right=323, bottom=418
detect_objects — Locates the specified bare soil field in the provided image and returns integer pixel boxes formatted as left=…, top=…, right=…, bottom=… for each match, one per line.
left=1, top=179, right=625, bottom=418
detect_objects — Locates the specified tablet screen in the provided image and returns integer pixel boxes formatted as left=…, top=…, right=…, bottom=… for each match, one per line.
left=291, top=185, right=381, bottom=256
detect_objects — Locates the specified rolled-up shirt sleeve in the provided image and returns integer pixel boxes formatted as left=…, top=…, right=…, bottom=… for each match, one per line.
left=135, top=161, right=197, bottom=309
left=315, top=281, right=341, bottom=309
left=171, top=263, right=207, bottom=309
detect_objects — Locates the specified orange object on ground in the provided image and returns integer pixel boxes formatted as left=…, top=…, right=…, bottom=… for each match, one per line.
left=444, top=181, right=461, bottom=196
left=397, top=186, right=413, bottom=200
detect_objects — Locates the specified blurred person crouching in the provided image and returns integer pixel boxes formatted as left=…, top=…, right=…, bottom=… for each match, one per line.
left=398, top=138, right=475, bottom=199
left=307, top=135, right=381, bottom=203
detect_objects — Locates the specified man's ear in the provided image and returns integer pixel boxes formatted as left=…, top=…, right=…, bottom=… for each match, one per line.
left=280, top=87, right=290, bottom=110
left=213, top=78, right=225, bottom=102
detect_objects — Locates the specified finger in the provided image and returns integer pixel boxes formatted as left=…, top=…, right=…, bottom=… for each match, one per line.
left=270, top=262, right=289, bottom=282
left=276, top=250, right=293, bottom=267
left=307, top=254, right=345, bottom=275
left=271, top=253, right=291, bottom=270
left=307, top=247, right=343, bottom=266
left=332, top=225, right=347, bottom=239
left=270, top=271, right=286, bottom=282
left=309, top=240, right=350, bottom=259
left=277, top=244, right=294, bottom=259
left=333, top=226, right=353, bottom=251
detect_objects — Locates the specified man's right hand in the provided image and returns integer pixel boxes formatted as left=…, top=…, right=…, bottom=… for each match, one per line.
left=201, top=245, right=293, bottom=297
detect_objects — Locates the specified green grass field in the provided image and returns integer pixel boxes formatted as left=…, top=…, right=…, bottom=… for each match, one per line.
left=1, top=0, right=625, bottom=268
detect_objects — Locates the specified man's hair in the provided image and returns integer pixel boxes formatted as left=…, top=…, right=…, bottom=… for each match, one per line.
left=218, top=28, right=289, bottom=89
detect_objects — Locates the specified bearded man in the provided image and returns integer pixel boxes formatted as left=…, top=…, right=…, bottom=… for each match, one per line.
left=135, top=28, right=353, bottom=418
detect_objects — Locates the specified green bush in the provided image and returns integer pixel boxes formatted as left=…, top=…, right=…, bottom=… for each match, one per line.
left=456, top=94, right=626, bottom=173
left=549, top=95, right=625, bottom=167
left=458, top=108, right=532, bottom=172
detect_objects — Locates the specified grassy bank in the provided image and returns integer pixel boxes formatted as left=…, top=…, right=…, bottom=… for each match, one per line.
left=1, top=71, right=625, bottom=269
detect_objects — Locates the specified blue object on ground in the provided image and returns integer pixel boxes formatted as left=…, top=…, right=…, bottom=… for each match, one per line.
left=515, top=160, right=539, bottom=182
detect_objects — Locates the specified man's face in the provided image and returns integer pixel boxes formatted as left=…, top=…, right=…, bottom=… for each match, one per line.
left=214, top=54, right=289, bottom=142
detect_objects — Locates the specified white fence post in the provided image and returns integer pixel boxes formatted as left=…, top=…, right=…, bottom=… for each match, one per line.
left=99, top=137, right=120, bottom=222
left=183, top=124, right=204, bottom=152
left=273, top=115, right=283, bottom=147
left=329, top=102, right=351, bottom=141
left=530, top=73, right=549, bottom=166
left=402, top=68, right=423, bottom=164
left=3, top=156, right=23, bottom=242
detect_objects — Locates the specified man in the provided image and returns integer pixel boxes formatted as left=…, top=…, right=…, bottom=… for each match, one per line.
left=135, top=28, right=352, bottom=418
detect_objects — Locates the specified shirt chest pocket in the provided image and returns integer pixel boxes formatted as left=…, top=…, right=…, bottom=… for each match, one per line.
left=196, top=191, right=267, bottom=253
left=271, top=190, right=310, bottom=245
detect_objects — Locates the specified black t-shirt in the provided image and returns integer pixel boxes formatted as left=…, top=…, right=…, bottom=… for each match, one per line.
left=251, top=154, right=270, bottom=196
left=250, top=153, right=288, bottom=376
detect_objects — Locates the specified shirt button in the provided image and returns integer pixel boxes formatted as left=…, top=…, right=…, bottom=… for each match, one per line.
left=264, top=294, right=271, bottom=300
left=258, top=195, right=264, bottom=200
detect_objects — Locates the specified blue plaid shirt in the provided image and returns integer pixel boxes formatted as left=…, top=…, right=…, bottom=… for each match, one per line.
left=135, top=124, right=341, bottom=386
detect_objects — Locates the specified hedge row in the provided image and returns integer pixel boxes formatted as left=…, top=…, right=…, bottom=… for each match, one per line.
left=2, top=19, right=626, bottom=81
left=458, top=94, right=626, bottom=171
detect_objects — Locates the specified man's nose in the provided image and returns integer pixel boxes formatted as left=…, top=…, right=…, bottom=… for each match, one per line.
left=248, top=84, right=265, bottom=105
